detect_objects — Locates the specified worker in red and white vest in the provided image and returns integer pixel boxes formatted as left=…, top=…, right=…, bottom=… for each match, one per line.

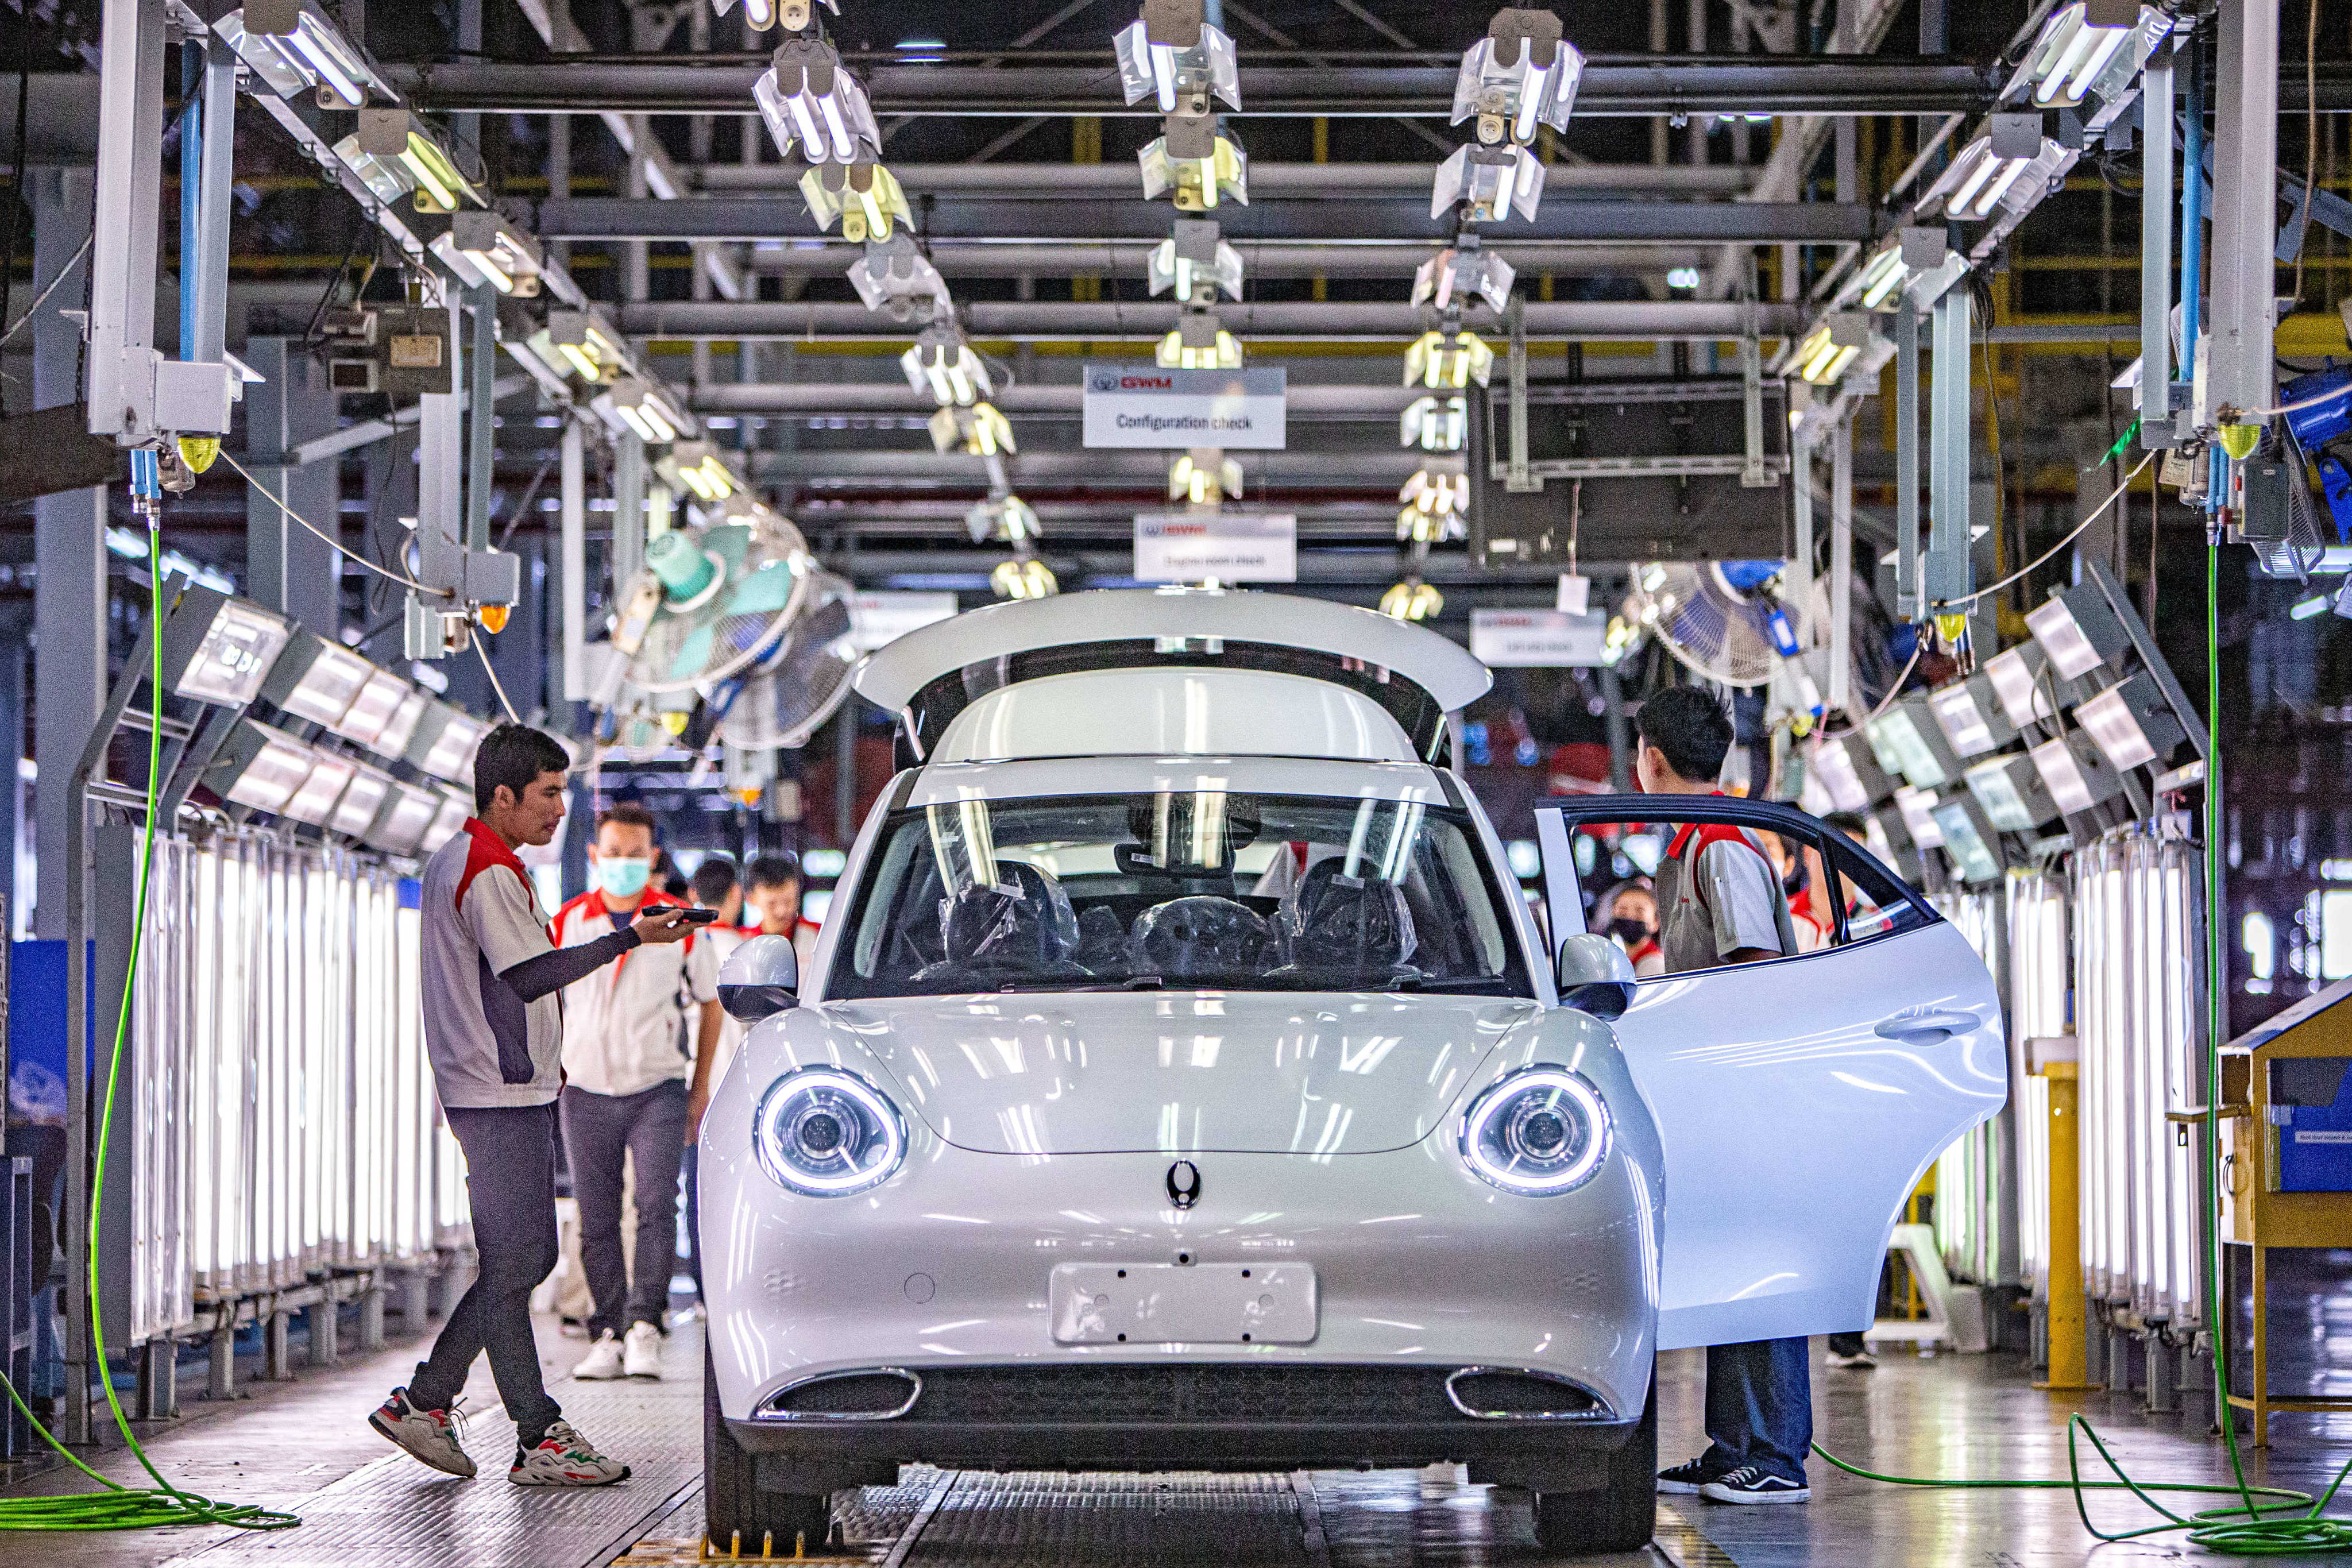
left=549, top=801, right=720, bottom=1385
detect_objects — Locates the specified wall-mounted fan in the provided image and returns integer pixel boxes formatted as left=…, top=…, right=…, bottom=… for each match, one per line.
left=1620, top=561, right=1800, bottom=690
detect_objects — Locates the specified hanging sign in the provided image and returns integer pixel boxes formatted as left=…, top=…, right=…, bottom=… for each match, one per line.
left=1083, top=364, right=1287, bottom=450
left=1470, top=609, right=1610, bottom=667
left=849, top=591, right=959, bottom=651
left=1133, top=513, right=1297, bottom=583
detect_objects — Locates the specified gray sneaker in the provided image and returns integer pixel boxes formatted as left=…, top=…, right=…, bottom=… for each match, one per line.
left=509, top=1420, right=631, bottom=1487
left=369, top=1387, right=475, bottom=1478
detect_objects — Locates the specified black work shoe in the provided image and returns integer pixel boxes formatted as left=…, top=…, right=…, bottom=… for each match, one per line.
left=1656, top=1456, right=1729, bottom=1494
left=1700, top=1466, right=1810, bottom=1504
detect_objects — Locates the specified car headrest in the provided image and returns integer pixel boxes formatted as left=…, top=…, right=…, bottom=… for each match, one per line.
left=1275, top=857, right=1418, bottom=974
left=1131, top=896, right=1273, bottom=980
left=936, top=859, right=1080, bottom=970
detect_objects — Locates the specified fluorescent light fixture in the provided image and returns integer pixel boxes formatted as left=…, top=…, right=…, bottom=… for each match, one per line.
left=992, top=557, right=1057, bottom=600
left=1866, top=702, right=1956, bottom=789
left=407, top=704, right=489, bottom=783
left=376, top=687, right=429, bottom=758
left=2003, top=1, right=2169, bottom=122
left=1930, top=795, right=2004, bottom=885
left=260, top=629, right=375, bottom=727
left=597, top=377, right=686, bottom=445
left=756, top=36, right=882, bottom=165
left=449, top=211, right=543, bottom=297
left=659, top=439, right=739, bottom=503
left=330, top=133, right=415, bottom=206
left=1168, top=449, right=1243, bottom=505
left=156, top=587, right=294, bottom=707
left=1984, top=643, right=2059, bottom=727
left=1403, top=330, right=1494, bottom=391
left=848, top=233, right=951, bottom=316
left=1893, top=784, right=1945, bottom=849
left=1401, top=394, right=1467, bottom=453
left=1412, top=244, right=1516, bottom=315
left=899, top=323, right=992, bottom=407
left=1154, top=314, right=1242, bottom=370
left=420, top=790, right=472, bottom=853
left=1381, top=578, right=1442, bottom=621
left=1810, top=736, right=1873, bottom=813
left=1921, top=129, right=2068, bottom=224
left=1964, top=752, right=2059, bottom=832
left=352, top=112, right=481, bottom=214
left=330, top=763, right=397, bottom=838
left=1113, top=2, right=1240, bottom=114
left=328, top=666, right=413, bottom=751
left=1927, top=678, right=2014, bottom=758
left=1451, top=9, right=1582, bottom=144
left=1138, top=118, right=1248, bottom=210
left=928, top=402, right=1016, bottom=457
left=2025, top=583, right=2129, bottom=679
left=2075, top=673, right=2187, bottom=772
left=1432, top=142, right=1546, bottom=223
left=214, top=5, right=383, bottom=110
left=1399, top=462, right=1469, bottom=520
left=2292, top=594, right=2330, bottom=620
left=2028, top=732, right=2125, bottom=814
left=801, top=162, right=910, bottom=243
left=365, top=779, right=442, bottom=855
left=105, top=526, right=150, bottom=560
left=965, top=493, right=1041, bottom=543
left=1795, top=312, right=1878, bottom=385
left=1853, top=243, right=1914, bottom=310
left=1861, top=812, right=1903, bottom=874
left=1148, top=218, right=1245, bottom=301
left=547, top=311, right=625, bottom=384
left=205, top=719, right=320, bottom=816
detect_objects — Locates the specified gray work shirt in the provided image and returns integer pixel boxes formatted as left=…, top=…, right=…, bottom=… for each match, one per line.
left=1653, top=821, right=1798, bottom=975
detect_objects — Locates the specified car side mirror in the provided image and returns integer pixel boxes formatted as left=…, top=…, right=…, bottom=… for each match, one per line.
left=1555, top=932, right=1636, bottom=1020
left=719, top=934, right=800, bottom=1022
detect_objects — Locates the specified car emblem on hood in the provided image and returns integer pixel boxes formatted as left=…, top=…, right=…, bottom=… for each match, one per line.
left=1165, top=1160, right=1202, bottom=1210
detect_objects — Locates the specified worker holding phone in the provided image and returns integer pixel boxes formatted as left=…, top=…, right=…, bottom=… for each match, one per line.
left=548, top=802, right=724, bottom=1383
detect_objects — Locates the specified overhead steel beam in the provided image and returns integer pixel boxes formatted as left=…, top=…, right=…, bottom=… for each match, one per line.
left=835, top=547, right=1571, bottom=587
left=692, top=160, right=1756, bottom=195
left=696, top=381, right=1425, bottom=416
left=741, top=241, right=1709, bottom=278
left=623, top=298, right=1808, bottom=341
left=382, top=55, right=1994, bottom=118
left=540, top=195, right=1870, bottom=245
left=761, top=449, right=1436, bottom=483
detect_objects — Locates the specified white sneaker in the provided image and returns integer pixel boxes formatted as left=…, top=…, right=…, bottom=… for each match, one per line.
left=623, top=1321, right=663, bottom=1380
left=573, top=1331, right=626, bottom=1381
left=509, top=1420, right=629, bottom=1487
left=369, top=1387, right=476, bottom=1478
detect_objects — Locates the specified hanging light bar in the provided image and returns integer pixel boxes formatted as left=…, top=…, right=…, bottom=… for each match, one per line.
left=1114, top=0, right=1241, bottom=115
left=1922, top=122, right=2068, bottom=225
left=801, top=163, right=910, bottom=244
left=1984, top=643, right=2060, bottom=727
left=596, top=377, right=687, bottom=445
left=1412, top=244, right=1516, bottom=315
left=216, top=3, right=384, bottom=110
left=365, top=779, right=443, bottom=856
left=2074, top=673, right=2188, bottom=772
left=1149, top=219, right=1245, bottom=301
left=2002, top=1, right=2170, bottom=120
left=2025, top=582, right=2130, bottom=679
left=1451, top=7, right=1583, bottom=146
left=1169, top=450, right=1243, bottom=505
left=204, top=720, right=327, bottom=817
left=901, top=323, right=992, bottom=407
left=1431, top=144, right=1546, bottom=223
left=155, top=588, right=295, bottom=708
left=1794, top=312, right=1881, bottom=385
left=848, top=233, right=952, bottom=318
left=260, top=629, right=376, bottom=728
left=756, top=36, right=882, bottom=165
left=967, top=493, right=1041, bottom=543
left=329, top=666, right=416, bottom=750
left=547, top=311, right=627, bottom=385
left=1403, top=330, right=1494, bottom=391
left=713, top=0, right=830, bottom=32
left=1139, top=115, right=1249, bottom=210
left=406, top=705, right=489, bottom=783
left=1155, top=313, right=1243, bottom=370
left=929, top=402, right=1016, bottom=457
left=1381, top=578, right=1444, bottom=623
left=350, top=110, right=480, bottom=215
left=1401, top=394, right=1468, bottom=453
left=992, top=556, right=1059, bottom=600
left=659, top=440, right=739, bottom=503
left=330, top=764, right=400, bottom=839
left=449, top=212, right=544, bottom=297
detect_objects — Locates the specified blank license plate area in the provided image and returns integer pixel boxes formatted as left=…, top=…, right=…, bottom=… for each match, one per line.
left=1050, top=1263, right=1318, bottom=1345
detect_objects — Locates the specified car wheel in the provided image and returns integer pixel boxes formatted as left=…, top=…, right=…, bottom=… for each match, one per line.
left=704, top=1345, right=833, bottom=1553
left=1532, top=1365, right=1658, bottom=1555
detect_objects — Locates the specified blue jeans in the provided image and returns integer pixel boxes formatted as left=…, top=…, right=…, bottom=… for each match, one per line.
left=1698, top=1338, right=1812, bottom=1485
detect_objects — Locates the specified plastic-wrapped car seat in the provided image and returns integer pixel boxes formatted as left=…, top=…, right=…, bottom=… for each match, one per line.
left=1130, top=896, right=1273, bottom=981
left=1073, top=904, right=1131, bottom=974
left=913, top=860, right=1086, bottom=986
left=1271, top=858, right=1421, bottom=980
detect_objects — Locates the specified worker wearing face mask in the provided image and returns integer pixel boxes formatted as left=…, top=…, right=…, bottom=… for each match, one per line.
left=548, top=802, right=722, bottom=1383
left=1596, top=878, right=1664, bottom=978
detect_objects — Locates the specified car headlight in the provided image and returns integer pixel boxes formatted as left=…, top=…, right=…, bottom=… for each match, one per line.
left=753, top=1067, right=907, bottom=1197
left=1459, top=1067, right=1611, bottom=1195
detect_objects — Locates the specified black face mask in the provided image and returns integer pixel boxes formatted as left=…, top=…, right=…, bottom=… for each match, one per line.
left=1607, top=916, right=1652, bottom=946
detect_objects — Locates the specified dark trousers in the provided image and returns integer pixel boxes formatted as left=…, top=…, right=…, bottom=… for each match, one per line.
left=410, top=1103, right=562, bottom=1447
left=561, top=1079, right=688, bottom=1340
left=1699, top=1337, right=1813, bottom=1485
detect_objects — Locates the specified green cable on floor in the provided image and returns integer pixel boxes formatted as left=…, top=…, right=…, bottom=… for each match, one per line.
left=1810, top=532, right=2352, bottom=1556
left=0, top=512, right=298, bottom=1534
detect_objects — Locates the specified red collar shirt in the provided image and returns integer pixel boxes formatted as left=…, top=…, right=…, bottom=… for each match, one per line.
left=548, top=888, right=722, bottom=1098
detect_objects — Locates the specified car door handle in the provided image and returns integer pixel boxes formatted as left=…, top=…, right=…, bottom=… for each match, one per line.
left=1873, top=1010, right=1978, bottom=1045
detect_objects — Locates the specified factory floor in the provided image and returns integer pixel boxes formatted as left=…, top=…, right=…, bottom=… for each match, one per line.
left=5, top=1304, right=2351, bottom=1567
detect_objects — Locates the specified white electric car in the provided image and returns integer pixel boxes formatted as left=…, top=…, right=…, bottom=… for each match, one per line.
left=699, top=589, right=2005, bottom=1555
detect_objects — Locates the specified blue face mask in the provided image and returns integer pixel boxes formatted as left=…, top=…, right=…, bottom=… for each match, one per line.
left=596, top=858, right=652, bottom=899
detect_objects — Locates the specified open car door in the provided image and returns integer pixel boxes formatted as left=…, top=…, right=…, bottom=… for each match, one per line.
left=1536, top=795, right=2005, bottom=1350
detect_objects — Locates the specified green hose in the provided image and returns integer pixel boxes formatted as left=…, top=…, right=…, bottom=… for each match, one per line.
left=1810, top=528, right=2352, bottom=1554
left=0, top=512, right=298, bottom=1532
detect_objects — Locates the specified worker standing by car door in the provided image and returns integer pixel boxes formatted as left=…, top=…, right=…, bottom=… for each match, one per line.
left=551, top=802, right=724, bottom=1383
left=1631, top=689, right=1813, bottom=1508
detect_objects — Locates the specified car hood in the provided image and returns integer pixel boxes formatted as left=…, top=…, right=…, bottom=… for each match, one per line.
left=806, top=992, right=1543, bottom=1156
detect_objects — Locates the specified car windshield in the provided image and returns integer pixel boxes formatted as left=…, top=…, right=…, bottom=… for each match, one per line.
left=828, top=791, right=1533, bottom=998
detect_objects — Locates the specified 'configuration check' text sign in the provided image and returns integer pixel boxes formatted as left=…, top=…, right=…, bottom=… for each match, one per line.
left=1083, top=364, right=1287, bottom=449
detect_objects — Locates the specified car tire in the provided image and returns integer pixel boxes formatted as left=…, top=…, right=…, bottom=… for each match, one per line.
left=704, top=1346, right=832, bottom=1553
left=1532, top=1366, right=1658, bottom=1555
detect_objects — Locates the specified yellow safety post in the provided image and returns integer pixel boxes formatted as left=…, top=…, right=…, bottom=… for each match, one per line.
left=2033, top=1037, right=2101, bottom=1392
